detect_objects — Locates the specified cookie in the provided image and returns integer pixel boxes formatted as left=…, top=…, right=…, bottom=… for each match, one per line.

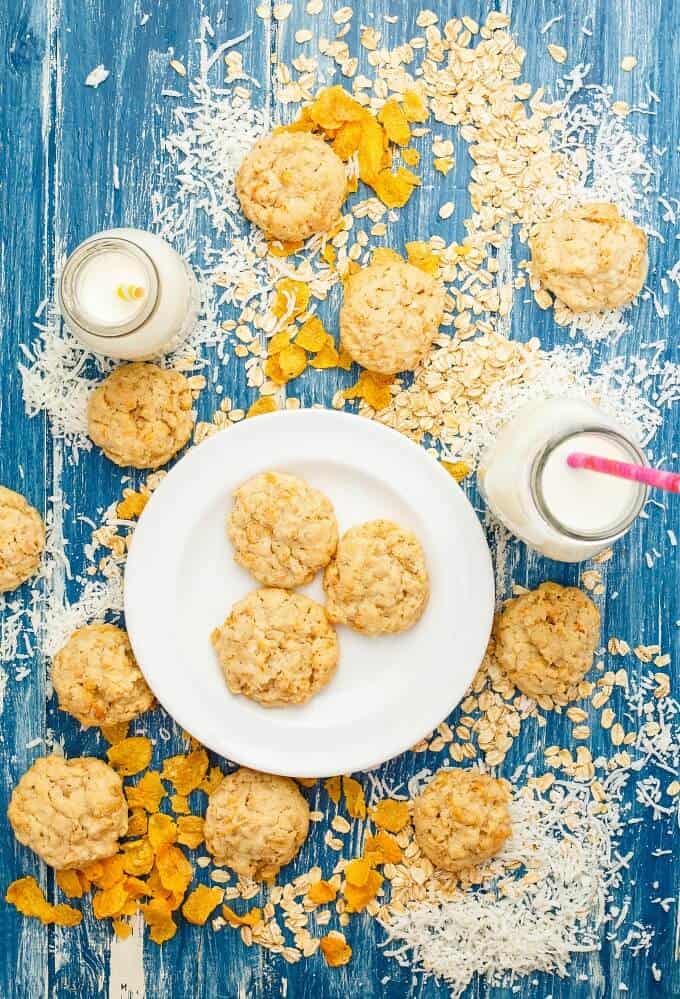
left=228, top=471, right=338, bottom=588
left=204, top=768, right=310, bottom=880
left=529, top=202, right=648, bottom=313
left=211, top=588, right=339, bottom=707
left=87, top=362, right=194, bottom=469
left=413, top=768, right=511, bottom=873
left=0, top=486, right=45, bottom=593
left=323, top=519, right=429, bottom=635
left=236, top=131, right=347, bottom=242
left=494, top=581, right=600, bottom=705
left=7, top=755, right=128, bottom=870
left=52, top=623, right=155, bottom=729
left=340, top=259, right=445, bottom=375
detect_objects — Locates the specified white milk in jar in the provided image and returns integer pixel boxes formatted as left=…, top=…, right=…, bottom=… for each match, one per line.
left=477, top=398, right=648, bottom=562
left=58, top=228, right=200, bottom=359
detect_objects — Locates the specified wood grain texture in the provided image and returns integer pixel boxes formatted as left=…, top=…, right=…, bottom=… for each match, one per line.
left=1, top=1, right=678, bottom=998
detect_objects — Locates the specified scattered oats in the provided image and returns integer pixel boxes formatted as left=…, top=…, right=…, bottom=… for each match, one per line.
left=572, top=726, right=591, bottom=741
left=211, top=869, right=231, bottom=885
left=611, top=101, right=631, bottom=117
left=333, top=6, right=353, bottom=24
left=601, top=708, right=615, bottom=730
left=416, top=10, right=438, bottom=28
left=169, top=59, right=187, bottom=77
left=331, top=816, right=351, bottom=834
left=547, top=44, right=567, bottom=64
left=610, top=723, right=625, bottom=747
left=306, top=0, right=322, bottom=12
left=621, top=56, right=638, bottom=72
left=273, top=3, right=293, bottom=20
left=295, top=29, right=313, bottom=43
left=85, top=64, right=110, bottom=88
left=439, top=202, right=455, bottom=220
left=667, top=781, right=680, bottom=797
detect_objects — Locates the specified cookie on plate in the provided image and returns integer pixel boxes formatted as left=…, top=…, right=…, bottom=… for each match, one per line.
left=7, top=755, right=128, bottom=869
left=236, top=131, right=347, bottom=243
left=529, top=202, right=647, bottom=313
left=323, top=519, right=429, bottom=635
left=340, top=259, right=445, bottom=375
left=494, top=581, right=600, bottom=705
left=87, top=362, right=194, bottom=469
left=413, top=768, right=511, bottom=873
left=211, top=588, right=339, bottom=707
left=0, top=486, right=45, bottom=593
left=204, top=768, right=310, bottom=880
left=228, top=471, right=338, bottom=588
left=52, top=623, right=155, bottom=728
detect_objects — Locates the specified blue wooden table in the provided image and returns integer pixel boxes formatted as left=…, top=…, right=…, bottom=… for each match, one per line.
left=1, top=1, right=678, bottom=997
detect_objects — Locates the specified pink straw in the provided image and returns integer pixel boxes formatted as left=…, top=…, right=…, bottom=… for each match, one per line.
left=567, top=452, right=680, bottom=495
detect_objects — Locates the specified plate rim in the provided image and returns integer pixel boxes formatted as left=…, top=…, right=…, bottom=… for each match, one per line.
left=124, top=409, right=495, bottom=776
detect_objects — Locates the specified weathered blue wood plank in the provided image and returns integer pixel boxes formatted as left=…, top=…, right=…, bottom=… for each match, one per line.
left=1, top=0, right=678, bottom=997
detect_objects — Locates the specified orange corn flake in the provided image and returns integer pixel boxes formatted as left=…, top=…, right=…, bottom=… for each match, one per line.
left=371, top=167, right=420, bottom=209
left=405, top=240, right=441, bottom=275
left=309, top=341, right=339, bottom=369
left=123, top=876, right=149, bottom=900
left=401, top=147, right=420, bottom=167
left=378, top=99, right=411, bottom=146
left=441, top=460, right=471, bottom=483
left=6, top=877, right=82, bottom=927
left=320, top=931, right=352, bottom=967
left=116, top=491, right=148, bottom=520
left=433, top=157, right=455, bottom=176
left=106, top=737, right=153, bottom=777
left=247, top=397, right=278, bottom=419
left=321, top=243, right=336, bottom=268
left=344, top=858, right=371, bottom=888
left=363, top=831, right=402, bottom=865
left=155, top=844, right=193, bottom=894
left=357, top=117, right=388, bottom=183
left=182, top=885, right=224, bottom=925
left=296, top=316, right=329, bottom=352
left=344, top=869, right=383, bottom=913
left=176, top=815, right=205, bottom=850
left=402, top=89, right=428, bottom=123
left=112, top=918, right=132, bottom=939
left=324, top=776, right=342, bottom=804
left=278, top=344, right=308, bottom=380
left=222, top=904, right=263, bottom=928
left=337, top=346, right=353, bottom=371
left=161, top=749, right=209, bottom=796
left=295, top=777, right=317, bottom=788
left=199, top=767, right=224, bottom=796
left=267, top=238, right=304, bottom=257
left=308, top=85, right=367, bottom=131
left=171, top=794, right=190, bottom=815
left=148, top=812, right=178, bottom=851
left=56, top=869, right=88, bottom=899
left=343, top=371, right=393, bottom=412
left=371, top=247, right=403, bottom=266
left=126, top=770, right=167, bottom=813
left=92, top=882, right=129, bottom=920
left=268, top=329, right=293, bottom=355
left=121, top=839, right=155, bottom=877
left=101, top=721, right=130, bottom=744
left=307, top=880, right=337, bottom=905
left=271, top=279, right=311, bottom=320
left=370, top=799, right=410, bottom=833
left=342, top=776, right=367, bottom=819
left=263, top=355, right=287, bottom=386
left=332, top=120, right=364, bottom=160
left=81, top=854, right=126, bottom=890
left=128, top=808, right=148, bottom=838
left=140, top=898, right=177, bottom=944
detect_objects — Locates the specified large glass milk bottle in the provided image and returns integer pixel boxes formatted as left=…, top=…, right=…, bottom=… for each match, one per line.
left=477, top=398, right=649, bottom=562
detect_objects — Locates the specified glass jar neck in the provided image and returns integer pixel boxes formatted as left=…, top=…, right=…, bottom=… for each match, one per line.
left=531, top=426, right=649, bottom=543
left=59, top=236, right=159, bottom=338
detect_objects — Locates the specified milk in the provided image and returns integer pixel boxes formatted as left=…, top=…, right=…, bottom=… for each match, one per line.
left=477, top=398, right=648, bottom=562
left=59, top=228, right=200, bottom=360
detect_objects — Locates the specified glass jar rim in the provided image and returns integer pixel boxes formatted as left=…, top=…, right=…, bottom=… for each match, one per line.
left=531, top=426, right=649, bottom=542
left=59, top=236, right=159, bottom=338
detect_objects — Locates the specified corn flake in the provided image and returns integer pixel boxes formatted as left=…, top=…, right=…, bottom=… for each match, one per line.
left=121, top=838, right=155, bottom=877
left=324, top=776, right=342, bottom=804
left=271, top=279, right=311, bottom=320
left=342, top=776, right=366, bottom=819
left=371, top=167, right=420, bottom=209
left=278, top=343, right=308, bottom=379
left=307, top=879, right=337, bottom=905
left=177, top=815, right=205, bottom=850
left=332, top=120, right=364, bottom=160
left=268, top=329, right=293, bottom=354
left=155, top=843, right=193, bottom=894
left=116, top=491, right=148, bottom=520
left=101, top=721, right=130, bottom=744
left=247, top=397, right=278, bottom=419
left=370, top=799, right=410, bottom=833
left=402, top=89, right=428, bottom=123
left=56, top=869, right=89, bottom=899
left=320, top=931, right=352, bottom=967
left=372, top=247, right=403, bottom=266
left=222, top=904, right=263, bottom=927
left=441, top=460, right=471, bottom=483
left=267, top=238, right=304, bottom=257
left=112, top=918, right=132, bottom=939
left=171, top=794, right=190, bottom=815
left=148, top=812, right=178, bottom=851
left=128, top=808, right=148, bottom=838
left=378, top=99, right=411, bottom=146
left=308, top=85, right=367, bottom=130
left=343, top=371, right=393, bottom=411
left=296, top=317, right=329, bottom=352
left=106, top=736, right=153, bottom=777
left=344, top=869, right=383, bottom=912
left=401, top=147, right=420, bottom=167
left=6, top=877, right=83, bottom=927
left=92, top=882, right=129, bottom=920
left=182, top=885, right=225, bottom=925
left=344, top=858, right=371, bottom=887
left=406, top=240, right=441, bottom=275
left=357, top=117, right=388, bottom=183
left=309, top=341, right=339, bottom=369
left=161, top=749, right=209, bottom=797
left=199, top=767, right=224, bottom=796
left=81, top=854, right=126, bottom=890
left=126, top=770, right=167, bottom=813
left=363, top=830, right=402, bottom=865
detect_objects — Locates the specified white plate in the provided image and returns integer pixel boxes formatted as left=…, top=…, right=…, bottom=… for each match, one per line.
left=124, top=410, right=494, bottom=777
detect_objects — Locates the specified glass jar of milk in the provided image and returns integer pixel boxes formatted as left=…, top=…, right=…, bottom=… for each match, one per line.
left=477, top=398, right=648, bottom=562
left=59, top=229, right=200, bottom=359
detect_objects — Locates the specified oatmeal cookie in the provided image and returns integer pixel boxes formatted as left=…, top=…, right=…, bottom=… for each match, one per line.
left=413, top=768, right=511, bottom=873
left=7, top=755, right=128, bottom=869
left=87, top=362, right=194, bottom=469
left=494, top=581, right=600, bottom=704
left=52, top=623, right=155, bottom=728
left=340, top=259, right=445, bottom=375
left=529, top=202, right=648, bottom=313
left=211, top=588, right=339, bottom=707
left=236, top=131, right=347, bottom=242
left=323, top=519, right=429, bottom=635
left=0, top=486, right=45, bottom=593
left=204, top=768, right=309, bottom=880
left=228, top=471, right=338, bottom=588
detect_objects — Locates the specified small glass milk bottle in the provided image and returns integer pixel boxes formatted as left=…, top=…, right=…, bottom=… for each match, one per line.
left=477, top=398, right=649, bottom=562
left=58, top=228, right=201, bottom=360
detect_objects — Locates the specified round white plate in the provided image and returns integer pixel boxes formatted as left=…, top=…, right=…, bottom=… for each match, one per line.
left=124, top=410, right=494, bottom=777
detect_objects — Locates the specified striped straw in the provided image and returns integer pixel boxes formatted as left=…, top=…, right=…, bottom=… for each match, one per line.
left=566, top=452, right=680, bottom=495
